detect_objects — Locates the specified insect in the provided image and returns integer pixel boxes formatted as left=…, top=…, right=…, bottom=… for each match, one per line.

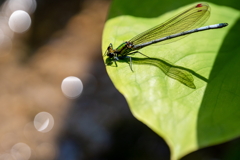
left=105, top=3, right=228, bottom=71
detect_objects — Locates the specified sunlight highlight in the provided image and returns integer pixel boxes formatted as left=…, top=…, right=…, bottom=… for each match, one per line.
left=11, top=143, right=31, bottom=160
left=61, top=76, right=83, bottom=99
left=8, top=10, right=31, bottom=33
left=34, top=112, right=54, bottom=133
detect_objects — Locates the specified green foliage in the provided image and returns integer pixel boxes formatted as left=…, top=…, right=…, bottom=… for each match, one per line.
left=102, top=1, right=240, bottom=160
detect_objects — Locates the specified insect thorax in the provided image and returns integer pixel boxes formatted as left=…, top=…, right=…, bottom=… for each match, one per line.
left=115, top=42, right=134, bottom=56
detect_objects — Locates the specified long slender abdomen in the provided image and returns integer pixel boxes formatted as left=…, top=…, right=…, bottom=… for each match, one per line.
left=133, top=23, right=228, bottom=49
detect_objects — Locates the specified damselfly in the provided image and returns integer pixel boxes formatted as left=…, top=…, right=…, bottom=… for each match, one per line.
left=105, top=3, right=228, bottom=71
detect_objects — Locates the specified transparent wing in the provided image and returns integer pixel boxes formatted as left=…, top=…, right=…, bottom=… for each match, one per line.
left=130, top=3, right=210, bottom=46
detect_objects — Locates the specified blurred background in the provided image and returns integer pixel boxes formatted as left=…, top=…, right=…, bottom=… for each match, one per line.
left=0, top=0, right=239, bottom=160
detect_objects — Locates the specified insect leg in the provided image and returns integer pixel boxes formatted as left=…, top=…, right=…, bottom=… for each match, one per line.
left=113, top=56, right=119, bottom=67
left=125, top=56, right=134, bottom=72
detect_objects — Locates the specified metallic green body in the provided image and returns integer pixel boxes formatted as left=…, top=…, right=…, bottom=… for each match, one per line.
left=115, top=42, right=135, bottom=56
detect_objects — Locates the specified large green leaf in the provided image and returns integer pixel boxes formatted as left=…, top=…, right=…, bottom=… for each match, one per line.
left=102, top=2, right=240, bottom=160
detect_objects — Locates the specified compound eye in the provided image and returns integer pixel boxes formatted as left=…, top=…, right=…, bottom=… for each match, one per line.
left=107, top=52, right=114, bottom=58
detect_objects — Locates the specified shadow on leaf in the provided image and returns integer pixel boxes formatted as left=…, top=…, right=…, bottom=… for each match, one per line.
left=105, top=57, right=208, bottom=89
left=197, top=18, right=240, bottom=147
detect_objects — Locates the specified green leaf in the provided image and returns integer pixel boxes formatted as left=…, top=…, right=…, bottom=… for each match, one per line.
left=102, top=2, right=240, bottom=160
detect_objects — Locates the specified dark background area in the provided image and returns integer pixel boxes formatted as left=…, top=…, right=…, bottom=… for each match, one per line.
left=0, top=0, right=239, bottom=159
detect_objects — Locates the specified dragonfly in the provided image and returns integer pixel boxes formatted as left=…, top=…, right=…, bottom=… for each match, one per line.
left=105, top=3, right=228, bottom=71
